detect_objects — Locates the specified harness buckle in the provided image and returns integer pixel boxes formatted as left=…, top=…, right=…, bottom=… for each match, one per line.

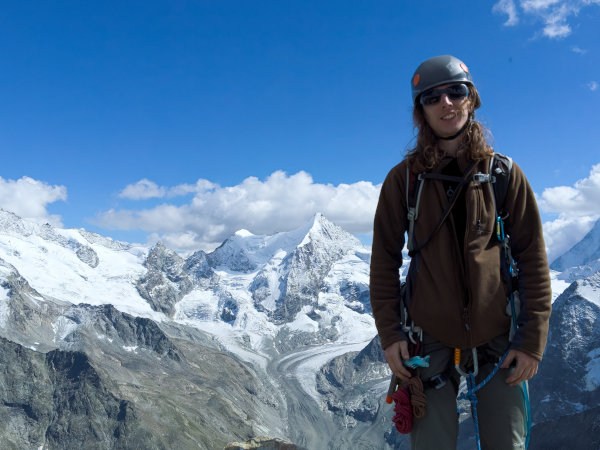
left=472, top=173, right=496, bottom=184
left=429, top=374, right=447, bottom=390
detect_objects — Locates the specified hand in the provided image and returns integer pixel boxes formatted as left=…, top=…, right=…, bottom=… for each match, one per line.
left=384, top=340, right=412, bottom=383
left=500, top=349, right=539, bottom=386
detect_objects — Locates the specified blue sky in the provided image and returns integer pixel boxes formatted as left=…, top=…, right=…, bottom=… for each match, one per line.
left=1, top=0, right=599, bottom=262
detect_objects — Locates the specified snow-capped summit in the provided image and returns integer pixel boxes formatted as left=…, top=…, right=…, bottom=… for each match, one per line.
left=551, top=218, right=600, bottom=273
left=206, top=213, right=363, bottom=274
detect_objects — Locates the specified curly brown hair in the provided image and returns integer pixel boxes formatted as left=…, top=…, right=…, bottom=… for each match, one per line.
left=406, top=85, right=493, bottom=173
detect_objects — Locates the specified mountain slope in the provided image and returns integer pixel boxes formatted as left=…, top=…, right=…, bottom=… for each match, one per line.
left=550, top=218, right=600, bottom=277
left=529, top=271, right=600, bottom=449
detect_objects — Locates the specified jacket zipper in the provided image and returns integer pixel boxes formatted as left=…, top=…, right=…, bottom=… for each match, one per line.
left=462, top=179, right=477, bottom=348
left=475, top=184, right=483, bottom=236
left=447, top=194, right=473, bottom=348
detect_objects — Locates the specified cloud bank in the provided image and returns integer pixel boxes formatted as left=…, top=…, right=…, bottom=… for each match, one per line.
left=99, top=164, right=600, bottom=262
left=493, top=0, right=600, bottom=38
left=3, top=165, right=597, bottom=265
left=96, top=171, right=381, bottom=252
left=539, top=163, right=600, bottom=263
left=0, top=176, right=67, bottom=226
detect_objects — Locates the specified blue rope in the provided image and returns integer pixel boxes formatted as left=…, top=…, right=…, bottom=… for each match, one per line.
left=522, top=379, right=531, bottom=448
left=458, top=350, right=509, bottom=450
left=509, top=293, right=532, bottom=449
left=458, top=349, right=531, bottom=449
left=465, top=373, right=481, bottom=450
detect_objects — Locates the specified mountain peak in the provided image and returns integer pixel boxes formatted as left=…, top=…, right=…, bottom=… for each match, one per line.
left=298, top=213, right=360, bottom=249
left=234, top=229, right=254, bottom=238
left=551, top=218, right=600, bottom=272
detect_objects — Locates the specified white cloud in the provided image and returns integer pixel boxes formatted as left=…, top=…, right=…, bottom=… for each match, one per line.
left=95, top=171, right=381, bottom=252
left=571, top=45, right=587, bottom=54
left=539, top=163, right=600, bottom=263
left=521, top=0, right=562, bottom=12
left=166, top=179, right=217, bottom=198
left=119, top=179, right=166, bottom=200
left=0, top=176, right=67, bottom=226
left=493, top=0, right=600, bottom=39
left=587, top=81, right=599, bottom=91
left=543, top=21, right=571, bottom=38
left=494, top=0, right=520, bottom=25
left=119, top=178, right=218, bottom=200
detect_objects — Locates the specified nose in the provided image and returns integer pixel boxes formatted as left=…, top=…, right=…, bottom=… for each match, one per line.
left=440, top=93, right=453, bottom=106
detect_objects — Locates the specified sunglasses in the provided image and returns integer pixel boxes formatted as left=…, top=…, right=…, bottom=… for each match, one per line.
left=420, top=83, right=469, bottom=106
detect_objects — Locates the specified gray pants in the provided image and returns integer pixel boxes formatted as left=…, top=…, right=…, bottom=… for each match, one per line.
left=411, top=334, right=527, bottom=450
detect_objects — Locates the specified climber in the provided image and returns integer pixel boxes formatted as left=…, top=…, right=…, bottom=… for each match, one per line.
left=369, top=55, right=552, bottom=449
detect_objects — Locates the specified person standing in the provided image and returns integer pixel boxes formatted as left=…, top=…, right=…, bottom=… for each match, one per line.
left=369, top=55, right=552, bottom=449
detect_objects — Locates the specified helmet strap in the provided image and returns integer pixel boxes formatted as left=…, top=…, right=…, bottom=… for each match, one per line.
left=437, top=119, right=471, bottom=141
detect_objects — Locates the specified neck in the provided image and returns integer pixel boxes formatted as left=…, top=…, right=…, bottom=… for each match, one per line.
left=439, top=137, right=460, bottom=156
left=436, top=118, right=471, bottom=156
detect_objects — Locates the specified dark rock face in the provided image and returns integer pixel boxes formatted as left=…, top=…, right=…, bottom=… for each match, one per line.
left=529, top=405, right=600, bottom=450
left=208, top=237, right=258, bottom=272
left=0, top=337, right=160, bottom=450
left=339, top=279, right=371, bottom=313
left=68, top=304, right=183, bottom=362
left=0, top=311, right=286, bottom=449
left=224, top=436, right=305, bottom=449
left=184, top=250, right=213, bottom=282
left=75, top=245, right=99, bottom=268
left=137, top=242, right=193, bottom=316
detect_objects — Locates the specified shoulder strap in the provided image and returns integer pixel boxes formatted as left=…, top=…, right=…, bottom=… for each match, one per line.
left=489, top=153, right=513, bottom=216
left=406, top=165, right=425, bottom=254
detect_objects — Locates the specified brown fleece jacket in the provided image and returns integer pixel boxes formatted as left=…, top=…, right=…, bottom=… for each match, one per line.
left=370, top=152, right=552, bottom=360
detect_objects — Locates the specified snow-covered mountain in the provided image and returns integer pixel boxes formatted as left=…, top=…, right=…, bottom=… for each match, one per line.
left=0, top=210, right=379, bottom=449
left=550, top=219, right=600, bottom=285
left=0, top=209, right=599, bottom=449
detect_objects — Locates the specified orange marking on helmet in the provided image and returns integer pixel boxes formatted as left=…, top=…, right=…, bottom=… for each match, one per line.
left=460, top=63, right=469, bottom=73
left=412, top=73, right=421, bottom=87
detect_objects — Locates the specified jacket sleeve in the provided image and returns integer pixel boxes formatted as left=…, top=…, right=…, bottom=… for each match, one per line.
left=504, top=161, right=552, bottom=361
left=370, top=164, right=408, bottom=350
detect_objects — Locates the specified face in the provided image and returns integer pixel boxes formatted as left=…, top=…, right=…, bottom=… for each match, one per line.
left=421, top=83, right=470, bottom=139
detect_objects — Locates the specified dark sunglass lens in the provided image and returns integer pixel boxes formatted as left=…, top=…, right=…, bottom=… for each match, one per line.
left=448, top=84, right=469, bottom=99
left=421, top=92, right=440, bottom=106
left=420, top=84, right=468, bottom=106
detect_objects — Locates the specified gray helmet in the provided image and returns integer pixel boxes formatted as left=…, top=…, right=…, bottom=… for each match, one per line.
left=411, top=55, right=473, bottom=104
